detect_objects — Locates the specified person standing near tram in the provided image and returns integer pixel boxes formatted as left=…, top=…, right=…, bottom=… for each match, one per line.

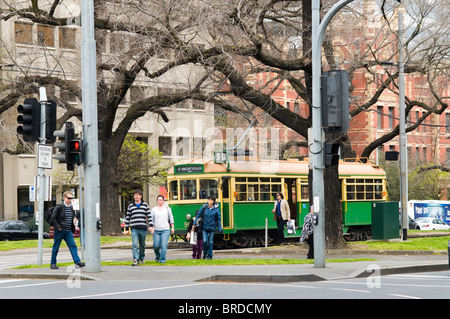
left=194, top=195, right=222, bottom=260
left=272, top=192, right=291, bottom=245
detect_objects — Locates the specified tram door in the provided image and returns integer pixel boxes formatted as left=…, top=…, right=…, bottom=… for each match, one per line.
left=220, top=177, right=233, bottom=228
left=285, top=178, right=298, bottom=222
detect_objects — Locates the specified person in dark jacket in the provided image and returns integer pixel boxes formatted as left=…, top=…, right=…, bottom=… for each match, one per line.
left=49, top=191, right=84, bottom=269
left=194, top=196, right=222, bottom=260
left=186, top=210, right=203, bottom=259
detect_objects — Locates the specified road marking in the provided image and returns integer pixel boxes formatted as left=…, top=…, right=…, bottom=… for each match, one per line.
left=63, top=282, right=207, bottom=299
left=388, top=294, right=421, bottom=299
left=330, top=287, right=370, bottom=293
left=0, top=281, right=63, bottom=289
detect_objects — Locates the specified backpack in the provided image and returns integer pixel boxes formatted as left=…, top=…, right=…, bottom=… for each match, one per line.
left=44, top=205, right=59, bottom=225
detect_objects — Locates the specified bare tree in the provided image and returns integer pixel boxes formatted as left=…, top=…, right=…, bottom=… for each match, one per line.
left=0, top=0, right=448, bottom=243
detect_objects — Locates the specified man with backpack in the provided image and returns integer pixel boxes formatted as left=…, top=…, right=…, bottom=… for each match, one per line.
left=49, top=191, right=85, bottom=269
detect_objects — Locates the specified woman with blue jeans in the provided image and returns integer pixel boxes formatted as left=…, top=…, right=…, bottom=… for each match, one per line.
left=194, top=196, right=222, bottom=260
left=150, top=195, right=174, bottom=263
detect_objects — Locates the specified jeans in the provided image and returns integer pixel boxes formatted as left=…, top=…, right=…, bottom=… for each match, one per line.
left=131, top=228, right=147, bottom=261
left=153, top=229, right=170, bottom=263
left=51, top=229, right=81, bottom=265
left=202, top=230, right=215, bottom=259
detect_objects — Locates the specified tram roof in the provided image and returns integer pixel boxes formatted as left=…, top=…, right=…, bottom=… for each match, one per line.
left=168, top=157, right=386, bottom=177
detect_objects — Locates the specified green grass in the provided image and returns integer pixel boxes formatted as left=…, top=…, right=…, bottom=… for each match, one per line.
left=348, top=235, right=450, bottom=251
left=14, top=257, right=377, bottom=269
left=0, top=236, right=132, bottom=251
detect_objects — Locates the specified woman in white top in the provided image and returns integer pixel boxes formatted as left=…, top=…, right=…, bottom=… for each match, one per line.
left=150, top=195, right=174, bottom=263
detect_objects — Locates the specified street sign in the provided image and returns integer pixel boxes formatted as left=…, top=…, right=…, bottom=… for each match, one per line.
left=214, top=151, right=228, bottom=164
left=38, top=144, right=53, bottom=169
left=29, top=186, right=35, bottom=202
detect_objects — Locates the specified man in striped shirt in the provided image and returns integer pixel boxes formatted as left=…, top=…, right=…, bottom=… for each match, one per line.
left=124, top=189, right=154, bottom=266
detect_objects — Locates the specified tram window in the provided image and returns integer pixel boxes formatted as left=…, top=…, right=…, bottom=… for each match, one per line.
left=366, top=185, right=374, bottom=199
left=236, top=184, right=247, bottom=201
left=169, top=181, right=178, bottom=200
left=346, top=184, right=355, bottom=200
left=345, top=179, right=385, bottom=201
left=375, top=184, right=383, bottom=199
left=301, top=185, right=309, bottom=200
left=272, top=184, right=282, bottom=193
left=248, top=185, right=259, bottom=201
left=180, top=180, right=197, bottom=200
left=260, top=184, right=270, bottom=201
left=234, top=177, right=283, bottom=202
left=199, top=179, right=218, bottom=199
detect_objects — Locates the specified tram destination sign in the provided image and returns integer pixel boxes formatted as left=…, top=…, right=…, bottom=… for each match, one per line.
left=174, top=164, right=204, bottom=175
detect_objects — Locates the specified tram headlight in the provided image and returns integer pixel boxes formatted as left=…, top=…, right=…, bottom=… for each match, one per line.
left=186, top=213, right=192, bottom=220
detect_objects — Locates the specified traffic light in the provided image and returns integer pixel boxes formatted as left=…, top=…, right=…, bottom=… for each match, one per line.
left=17, top=98, right=40, bottom=142
left=54, top=122, right=74, bottom=170
left=324, top=142, right=340, bottom=167
left=53, top=122, right=83, bottom=171
left=68, top=138, right=84, bottom=166
left=321, top=70, right=350, bottom=133
left=45, top=100, right=57, bottom=143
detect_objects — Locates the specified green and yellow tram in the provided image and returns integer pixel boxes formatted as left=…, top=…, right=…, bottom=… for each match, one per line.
left=167, top=157, right=387, bottom=246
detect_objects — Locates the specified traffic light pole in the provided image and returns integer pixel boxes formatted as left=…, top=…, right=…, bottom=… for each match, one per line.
left=37, top=88, right=47, bottom=265
left=311, top=0, right=354, bottom=268
left=81, top=0, right=101, bottom=272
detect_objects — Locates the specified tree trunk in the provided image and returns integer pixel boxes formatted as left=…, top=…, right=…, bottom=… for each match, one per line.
left=324, top=164, right=347, bottom=249
left=99, top=141, right=123, bottom=235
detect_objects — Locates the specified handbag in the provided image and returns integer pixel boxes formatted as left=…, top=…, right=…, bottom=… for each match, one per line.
left=189, top=230, right=197, bottom=245
left=287, top=220, right=296, bottom=234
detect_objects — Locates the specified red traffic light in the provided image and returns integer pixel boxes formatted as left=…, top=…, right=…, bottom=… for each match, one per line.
left=69, top=139, right=83, bottom=153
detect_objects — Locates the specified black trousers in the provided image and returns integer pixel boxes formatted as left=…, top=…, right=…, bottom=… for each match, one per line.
left=276, top=216, right=287, bottom=243
left=306, top=233, right=314, bottom=258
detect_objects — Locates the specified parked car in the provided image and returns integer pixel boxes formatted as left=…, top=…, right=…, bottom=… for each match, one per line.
left=409, top=217, right=419, bottom=230
left=0, top=220, right=49, bottom=241
left=414, top=217, right=450, bottom=230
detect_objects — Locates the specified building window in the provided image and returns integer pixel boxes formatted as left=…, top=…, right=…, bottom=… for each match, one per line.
left=59, top=27, right=77, bottom=49
left=15, top=22, right=33, bottom=45
left=37, top=25, right=54, bottom=47
left=388, top=107, right=394, bottom=129
left=158, top=136, right=172, bottom=156
left=377, top=106, right=383, bottom=129
left=176, top=137, right=190, bottom=157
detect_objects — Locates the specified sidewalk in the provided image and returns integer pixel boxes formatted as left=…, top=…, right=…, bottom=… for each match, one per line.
left=0, top=245, right=448, bottom=282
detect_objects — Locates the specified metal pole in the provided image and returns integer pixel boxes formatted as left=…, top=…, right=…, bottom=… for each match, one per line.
left=265, top=218, right=268, bottom=248
left=37, top=87, right=47, bottom=265
left=81, top=0, right=101, bottom=272
left=311, top=0, right=354, bottom=268
left=398, top=8, right=408, bottom=241
left=311, top=0, right=325, bottom=269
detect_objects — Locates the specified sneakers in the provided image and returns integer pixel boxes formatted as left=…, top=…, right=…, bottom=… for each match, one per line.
left=131, top=259, right=139, bottom=266
left=50, top=262, right=85, bottom=269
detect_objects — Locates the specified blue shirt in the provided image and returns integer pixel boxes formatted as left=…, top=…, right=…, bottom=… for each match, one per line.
left=276, top=201, right=282, bottom=217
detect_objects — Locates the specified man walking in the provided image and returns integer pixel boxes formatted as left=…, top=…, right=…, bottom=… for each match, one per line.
left=124, top=189, right=154, bottom=266
left=49, top=191, right=85, bottom=269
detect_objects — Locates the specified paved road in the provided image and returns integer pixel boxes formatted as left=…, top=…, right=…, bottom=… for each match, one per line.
left=1, top=270, right=449, bottom=300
